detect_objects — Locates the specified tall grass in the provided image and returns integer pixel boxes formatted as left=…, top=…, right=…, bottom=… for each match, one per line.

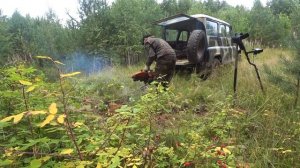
left=81, top=47, right=299, bottom=167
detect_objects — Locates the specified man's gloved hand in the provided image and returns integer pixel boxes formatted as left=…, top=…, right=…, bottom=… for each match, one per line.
left=143, top=65, right=150, bottom=72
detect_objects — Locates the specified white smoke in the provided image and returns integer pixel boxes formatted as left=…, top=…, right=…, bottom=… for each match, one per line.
left=63, top=52, right=110, bottom=75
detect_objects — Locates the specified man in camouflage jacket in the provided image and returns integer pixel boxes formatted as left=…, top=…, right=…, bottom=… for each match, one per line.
left=143, top=35, right=176, bottom=86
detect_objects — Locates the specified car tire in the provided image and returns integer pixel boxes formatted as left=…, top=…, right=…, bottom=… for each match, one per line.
left=199, top=58, right=221, bottom=80
left=187, top=30, right=206, bottom=64
left=212, top=58, right=221, bottom=68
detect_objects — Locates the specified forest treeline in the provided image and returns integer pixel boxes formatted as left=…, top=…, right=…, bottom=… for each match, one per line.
left=0, top=0, right=299, bottom=67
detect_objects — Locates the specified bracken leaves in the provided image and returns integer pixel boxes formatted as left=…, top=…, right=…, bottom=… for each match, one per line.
left=40, top=115, right=55, bottom=127
left=54, top=61, right=65, bottom=65
left=13, top=113, right=24, bottom=124
left=35, top=56, right=52, bottom=60
left=49, top=103, right=58, bottom=115
left=57, top=114, right=66, bottom=124
left=26, top=85, right=36, bottom=93
left=74, top=122, right=84, bottom=128
left=0, top=116, right=14, bottom=122
left=28, top=111, right=47, bottom=115
left=29, top=159, right=42, bottom=168
left=96, top=163, right=102, bottom=168
left=19, top=80, right=32, bottom=86
left=60, top=72, right=81, bottom=78
left=223, top=148, right=231, bottom=155
left=60, top=148, right=74, bottom=155
left=1, top=113, right=25, bottom=124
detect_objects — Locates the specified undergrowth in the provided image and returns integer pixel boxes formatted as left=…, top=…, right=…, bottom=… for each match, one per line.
left=0, top=49, right=299, bottom=167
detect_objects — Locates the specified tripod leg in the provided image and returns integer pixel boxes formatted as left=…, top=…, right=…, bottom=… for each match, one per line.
left=245, top=53, right=265, bottom=94
left=233, top=51, right=240, bottom=105
left=254, top=66, right=265, bottom=94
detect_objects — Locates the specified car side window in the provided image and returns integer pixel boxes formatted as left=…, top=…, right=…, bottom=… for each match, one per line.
left=165, top=29, right=178, bottom=41
left=225, top=26, right=231, bottom=37
left=219, top=24, right=226, bottom=37
left=179, top=31, right=188, bottom=41
left=206, top=21, right=218, bottom=36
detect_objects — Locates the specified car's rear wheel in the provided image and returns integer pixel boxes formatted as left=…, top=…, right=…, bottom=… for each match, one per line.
left=212, top=58, right=221, bottom=68
left=199, top=58, right=221, bottom=80
left=187, top=30, right=206, bottom=64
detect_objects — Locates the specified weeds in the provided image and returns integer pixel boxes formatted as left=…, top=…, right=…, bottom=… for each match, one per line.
left=0, top=50, right=300, bottom=167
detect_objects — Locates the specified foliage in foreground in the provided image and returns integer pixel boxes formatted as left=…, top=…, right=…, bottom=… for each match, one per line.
left=1, top=51, right=300, bottom=167
left=1, top=0, right=300, bottom=66
left=0, top=63, right=236, bottom=167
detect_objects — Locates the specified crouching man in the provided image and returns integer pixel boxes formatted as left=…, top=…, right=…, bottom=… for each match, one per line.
left=142, top=35, right=176, bottom=87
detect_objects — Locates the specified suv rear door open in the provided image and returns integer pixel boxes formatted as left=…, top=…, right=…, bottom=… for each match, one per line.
left=155, top=14, right=237, bottom=75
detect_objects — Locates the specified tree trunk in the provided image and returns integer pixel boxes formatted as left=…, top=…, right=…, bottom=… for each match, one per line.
left=127, top=49, right=131, bottom=66
left=295, top=78, right=300, bottom=107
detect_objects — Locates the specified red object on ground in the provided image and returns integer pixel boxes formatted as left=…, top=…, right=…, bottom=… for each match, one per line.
left=131, top=70, right=156, bottom=83
left=183, top=162, right=192, bottom=167
left=183, top=161, right=195, bottom=167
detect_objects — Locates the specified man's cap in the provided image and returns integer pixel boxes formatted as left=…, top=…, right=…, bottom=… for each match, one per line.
left=141, top=34, right=152, bottom=45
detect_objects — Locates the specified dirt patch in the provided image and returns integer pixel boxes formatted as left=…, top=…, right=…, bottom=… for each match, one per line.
left=107, top=102, right=123, bottom=114
left=194, top=104, right=208, bottom=116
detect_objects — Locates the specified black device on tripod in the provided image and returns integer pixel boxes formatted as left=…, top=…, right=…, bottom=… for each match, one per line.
left=232, top=33, right=265, bottom=98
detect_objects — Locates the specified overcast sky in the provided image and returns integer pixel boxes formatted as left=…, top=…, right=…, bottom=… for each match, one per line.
left=0, top=0, right=268, bottom=23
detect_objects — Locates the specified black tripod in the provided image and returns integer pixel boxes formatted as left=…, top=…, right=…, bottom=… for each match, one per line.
left=232, top=33, right=265, bottom=100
